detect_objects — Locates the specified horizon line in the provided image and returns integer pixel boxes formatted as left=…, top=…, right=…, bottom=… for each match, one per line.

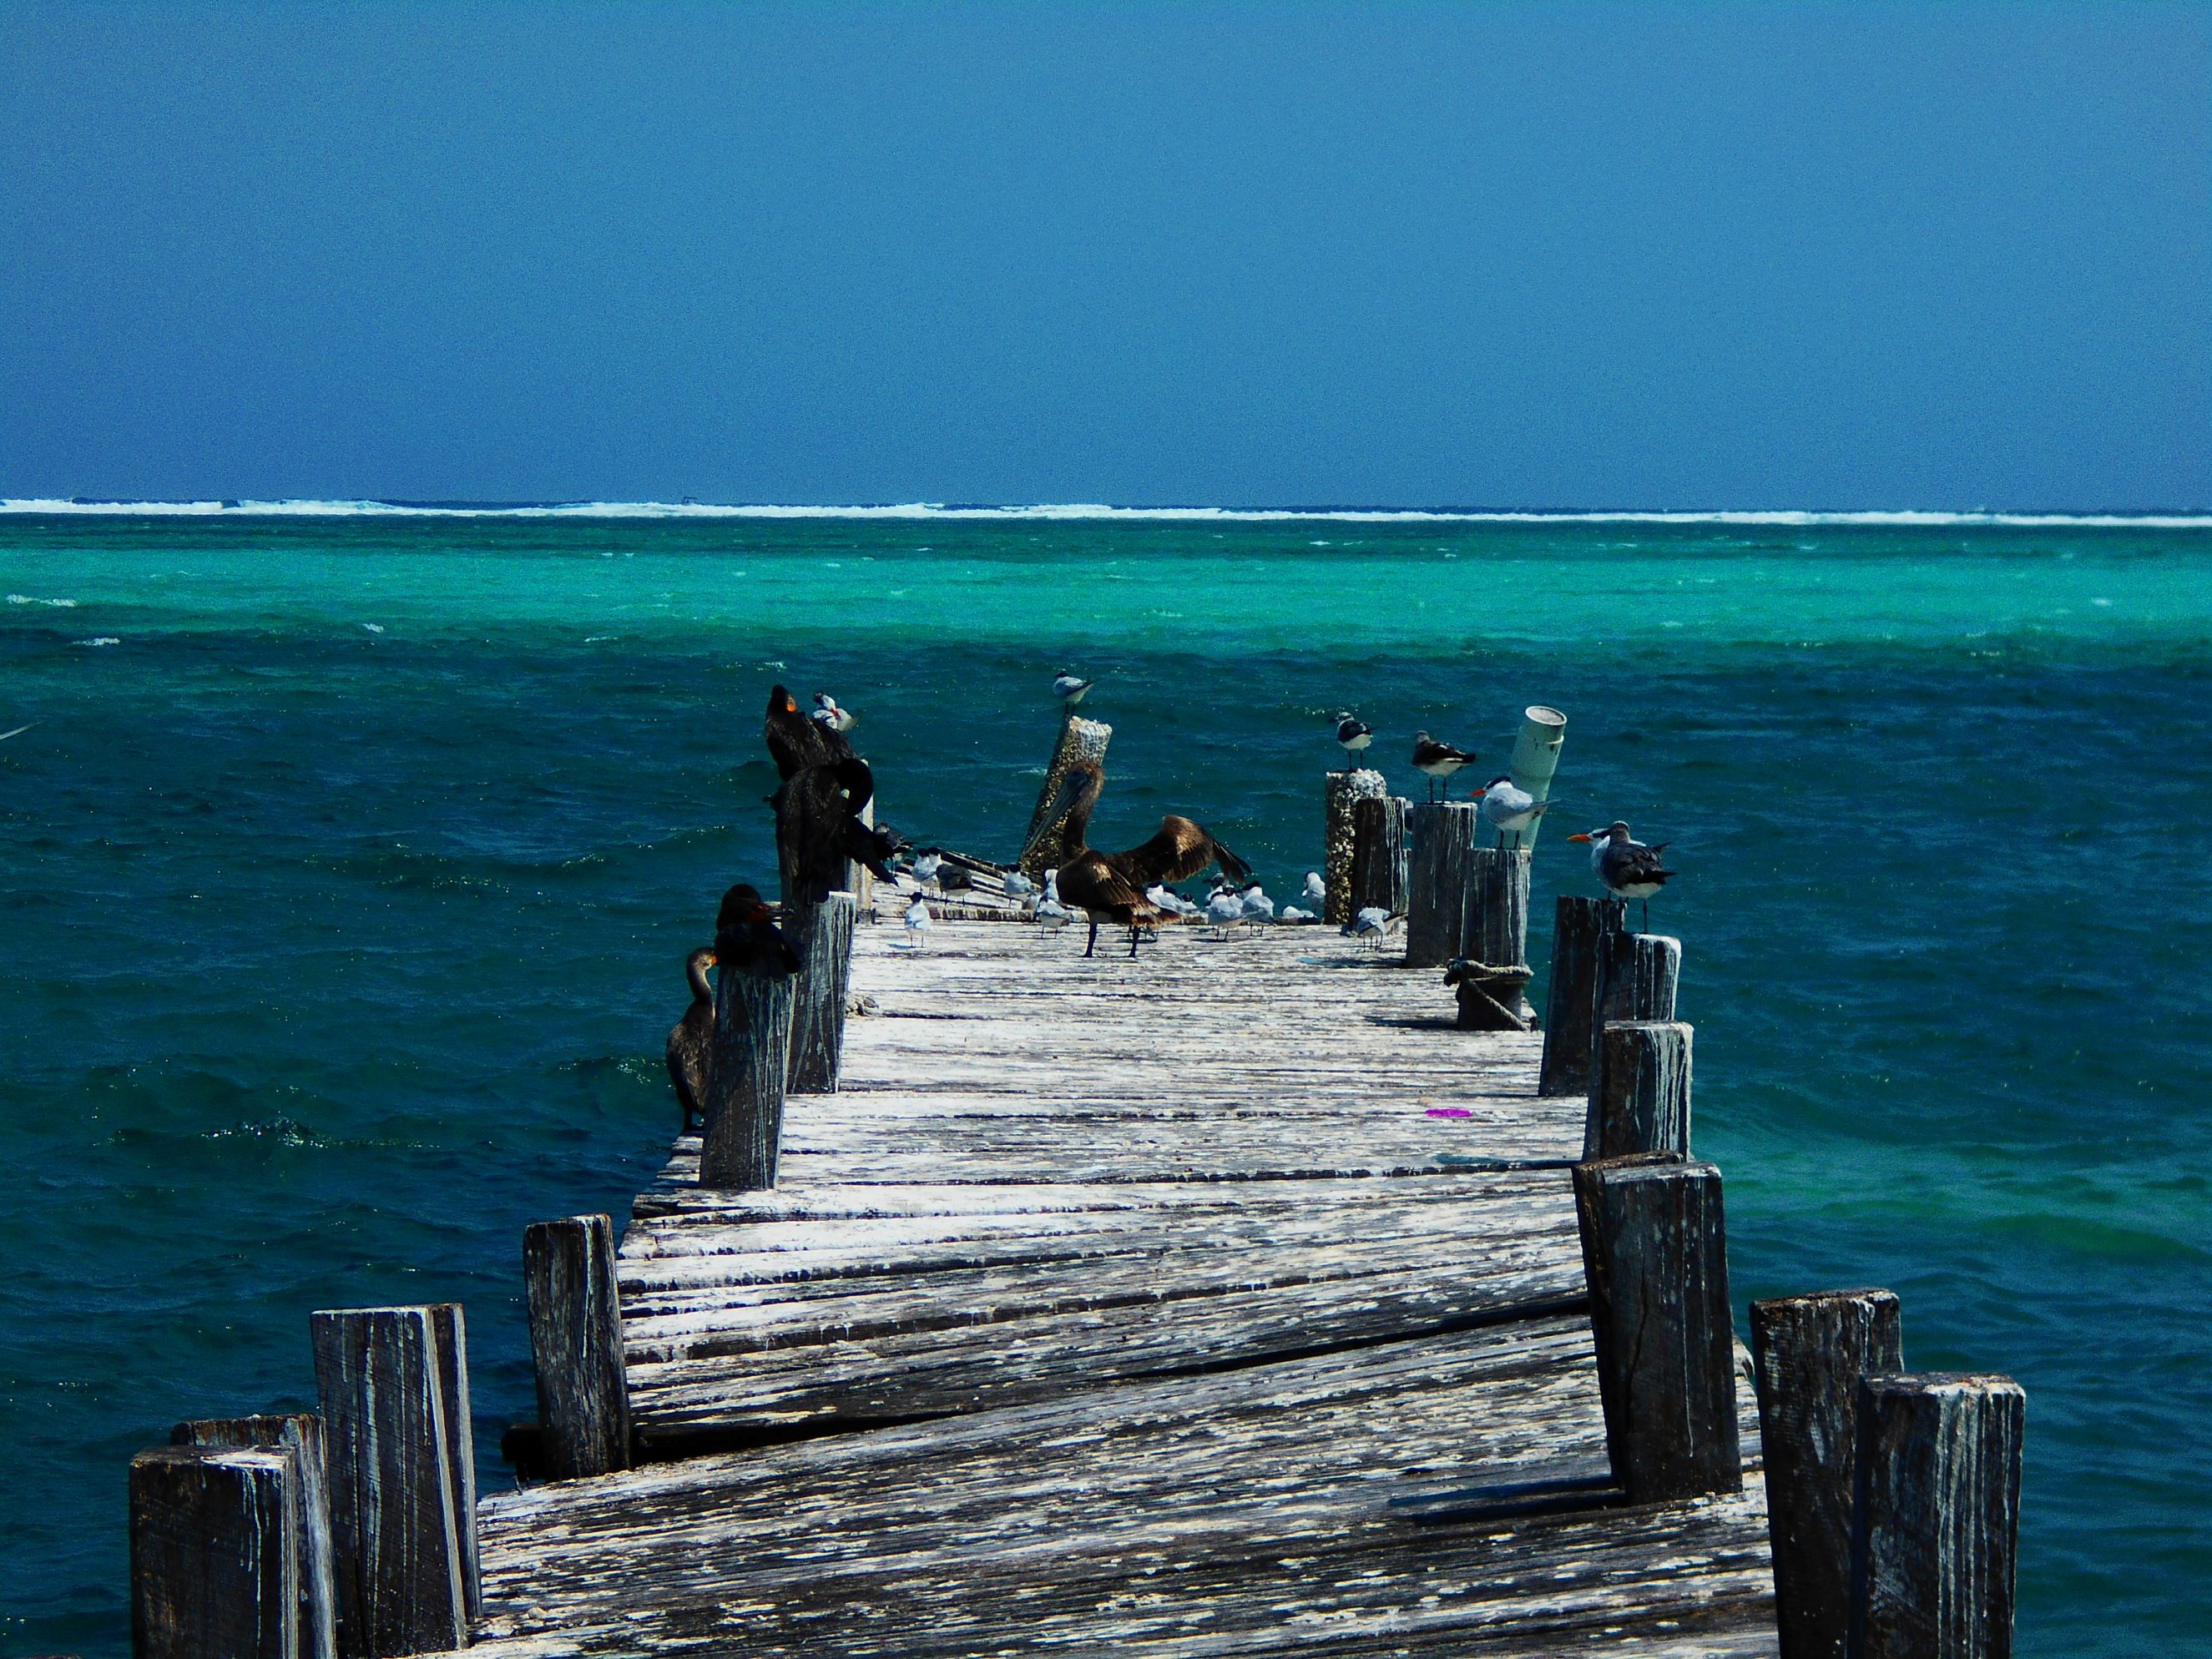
left=3, top=497, right=2210, bottom=528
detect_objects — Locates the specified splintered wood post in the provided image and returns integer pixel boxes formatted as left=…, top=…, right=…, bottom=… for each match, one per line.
left=1403, top=800, right=1481, bottom=967
left=1572, top=1155, right=1741, bottom=1504
left=169, top=1414, right=336, bottom=1659
left=1018, top=711, right=1111, bottom=879
left=1347, top=792, right=1407, bottom=920
left=1452, top=847, right=1533, bottom=1027
left=1750, top=1289, right=1906, bottom=1659
left=309, top=1306, right=467, bottom=1657
left=523, top=1213, right=634, bottom=1480
left=787, top=890, right=858, bottom=1093
left=1540, top=895, right=1626, bottom=1096
left=132, top=1444, right=301, bottom=1659
left=701, top=966, right=796, bottom=1189
left=423, top=1304, right=480, bottom=1621
left=1588, top=1020, right=1694, bottom=1159
left=1849, top=1372, right=2025, bottom=1659
left=1323, top=769, right=1387, bottom=925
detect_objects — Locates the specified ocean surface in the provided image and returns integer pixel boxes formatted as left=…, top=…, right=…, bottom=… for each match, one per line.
left=3, top=507, right=2208, bottom=1656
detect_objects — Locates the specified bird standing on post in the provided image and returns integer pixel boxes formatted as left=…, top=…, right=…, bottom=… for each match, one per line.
left=1477, top=775, right=1549, bottom=847
left=1332, top=713, right=1373, bottom=770
left=1053, top=669, right=1094, bottom=707
left=665, top=947, right=716, bottom=1134
left=713, top=885, right=801, bottom=977
left=1567, top=821, right=1678, bottom=931
left=1411, top=732, right=1476, bottom=802
left=811, top=691, right=856, bottom=734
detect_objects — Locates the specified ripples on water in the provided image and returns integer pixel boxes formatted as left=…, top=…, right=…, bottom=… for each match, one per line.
left=2, top=516, right=2208, bottom=1655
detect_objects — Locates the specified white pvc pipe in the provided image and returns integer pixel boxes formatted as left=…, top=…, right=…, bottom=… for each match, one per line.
left=1507, top=704, right=1567, bottom=850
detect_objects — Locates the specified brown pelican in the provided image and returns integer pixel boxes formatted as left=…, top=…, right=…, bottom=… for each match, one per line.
left=1040, top=763, right=1248, bottom=957
left=666, top=948, right=716, bottom=1133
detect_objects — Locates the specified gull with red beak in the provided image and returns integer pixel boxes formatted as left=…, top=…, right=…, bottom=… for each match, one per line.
left=1567, top=821, right=1677, bottom=931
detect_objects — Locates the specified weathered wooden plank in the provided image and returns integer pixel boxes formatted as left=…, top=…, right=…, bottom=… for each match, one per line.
left=1589, top=1020, right=1694, bottom=1159
left=309, top=1306, right=467, bottom=1657
left=1750, top=1289, right=1904, bottom=1659
left=169, top=1414, right=336, bottom=1659
left=1572, top=1156, right=1740, bottom=1504
left=1848, top=1373, right=2024, bottom=1659
left=787, top=890, right=857, bottom=1093
left=422, top=1304, right=480, bottom=1622
left=702, top=969, right=795, bottom=1189
left=131, top=1444, right=300, bottom=1659
left=523, top=1215, right=634, bottom=1480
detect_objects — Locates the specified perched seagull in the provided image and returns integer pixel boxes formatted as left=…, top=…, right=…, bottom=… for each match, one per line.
left=1301, top=870, right=1326, bottom=906
left=1477, top=775, right=1550, bottom=847
left=1279, top=904, right=1315, bottom=923
left=1410, top=732, right=1476, bottom=802
left=1206, top=885, right=1246, bottom=935
left=810, top=691, right=856, bottom=734
left=1003, top=870, right=1034, bottom=900
left=1350, top=905, right=1394, bottom=949
left=1238, top=883, right=1275, bottom=923
left=1332, top=712, right=1373, bottom=770
left=1035, top=870, right=1073, bottom=929
left=903, top=893, right=934, bottom=948
left=1053, top=669, right=1094, bottom=707
left=1567, top=821, right=1678, bottom=931
left=911, top=850, right=944, bottom=891
left=1145, top=883, right=1199, bottom=918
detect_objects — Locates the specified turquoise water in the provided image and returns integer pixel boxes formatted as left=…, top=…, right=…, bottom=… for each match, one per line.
left=3, top=511, right=2209, bottom=1655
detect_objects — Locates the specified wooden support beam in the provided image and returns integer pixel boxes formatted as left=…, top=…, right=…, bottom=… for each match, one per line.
left=1404, top=801, right=1476, bottom=966
left=523, top=1213, right=634, bottom=1480
left=169, top=1414, right=336, bottom=1659
left=787, top=890, right=858, bottom=1094
left=1589, top=928, right=1679, bottom=1094
left=1347, top=793, right=1406, bottom=922
left=1749, top=1289, right=1905, bottom=1659
left=1538, top=895, right=1625, bottom=1097
left=309, top=1306, right=468, bottom=1657
left=1019, top=713, right=1110, bottom=879
left=1324, top=769, right=1387, bottom=925
left=423, top=1304, right=481, bottom=1622
left=131, top=1443, right=301, bottom=1659
left=1849, top=1372, right=2025, bottom=1659
left=1587, top=1020, right=1694, bottom=1160
left=702, top=967, right=796, bottom=1189
left=1571, top=1155, right=1740, bottom=1504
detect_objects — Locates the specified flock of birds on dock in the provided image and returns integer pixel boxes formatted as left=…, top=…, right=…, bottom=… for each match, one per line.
left=665, top=672, right=1677, bottom=1126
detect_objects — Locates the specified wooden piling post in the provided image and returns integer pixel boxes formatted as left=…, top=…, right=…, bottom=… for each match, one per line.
left=132, top=1443, right=302, bottom=1659
left=1589, top=928, right=1680, bottom=1090
left=523, top=1213, right=634, bottom=1480
left=845, top=799, right=876, bottom=912
left=1571, top=1155, right=1740, bottom=1503
left=1403, top=801, right=1476, bottom=966
left=423, top=1304, right=481, bottom=1621
left=1019, top=712, right=1111, bottom=880
left=1539, top=895, right=1625, bottom=1097
left=1324, top=769, right=1387, bottom=925
left=170, top=1414, right=336, bottom=1659
left=701, top=963, right=797, bottom=1190
left=1848, top=1372, right=2025, bottom=1659
left=1749, top=1289, right=1905, bottom=1659
left=1587, top=1020, right=1694, bottom=1160
left=787, top=890, right=857, bottom=1094
left=1347, top=793, right=1407, bottom=921
left=309, top=1306, right=468, bottom=1657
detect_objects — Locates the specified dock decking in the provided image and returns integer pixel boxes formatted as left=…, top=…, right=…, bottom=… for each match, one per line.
left=457, top=920, right=1778, bottom=1656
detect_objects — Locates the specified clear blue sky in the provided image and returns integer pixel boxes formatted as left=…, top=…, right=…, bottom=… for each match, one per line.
left=3, top=2, right=2206, bottom=509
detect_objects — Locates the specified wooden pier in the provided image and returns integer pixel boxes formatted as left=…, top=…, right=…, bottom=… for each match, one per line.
left=458, top=918, right=1777, bottom=1656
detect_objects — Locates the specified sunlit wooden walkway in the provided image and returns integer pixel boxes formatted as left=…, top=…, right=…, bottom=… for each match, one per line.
left=457, top=919, right=1775, bottom=1656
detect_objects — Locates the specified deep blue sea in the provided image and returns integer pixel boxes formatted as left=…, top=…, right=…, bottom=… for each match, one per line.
left=3, top=507, right=2208, bottom=1656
